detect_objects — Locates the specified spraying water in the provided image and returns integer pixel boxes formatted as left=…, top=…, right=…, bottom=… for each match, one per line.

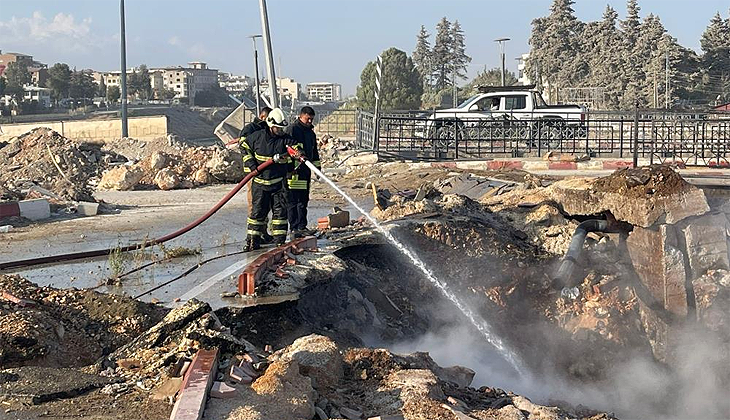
left=305, top=161, right=526, bottom=376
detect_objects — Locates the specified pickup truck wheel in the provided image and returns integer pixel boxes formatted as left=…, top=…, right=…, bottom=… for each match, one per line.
left=538, top=124, right=562, bottom=149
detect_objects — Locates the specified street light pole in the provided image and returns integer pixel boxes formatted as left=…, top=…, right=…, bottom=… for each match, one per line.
left=120, top=0, right=128, bottom=138
left=494, top=37, right=510, bottom=87
left=248, top=35, right=262, bottom=115
left=258, top=0, right=278, bottom=108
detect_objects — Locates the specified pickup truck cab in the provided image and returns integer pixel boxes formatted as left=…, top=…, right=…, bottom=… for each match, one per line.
left=427, top=85, right=587, bottom=148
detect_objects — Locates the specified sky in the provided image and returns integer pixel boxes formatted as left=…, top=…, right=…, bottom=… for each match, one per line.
left=0, top=0, right=728, bottom=96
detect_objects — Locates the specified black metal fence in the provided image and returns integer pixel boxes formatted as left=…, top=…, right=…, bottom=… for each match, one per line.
left=352, top=110, right=730, bottom=166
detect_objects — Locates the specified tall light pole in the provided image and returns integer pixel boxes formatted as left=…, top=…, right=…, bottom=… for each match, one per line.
left=120, top=0, right=128, bottom=138
left=248, top=35, right=263, bottom=115
left=259, top=0, right=278, bottom=108
left=494, top=37, right=510, bottom=87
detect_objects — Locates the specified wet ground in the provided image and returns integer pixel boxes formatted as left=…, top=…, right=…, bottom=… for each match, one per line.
left=0, top=184, right=368, bottom=309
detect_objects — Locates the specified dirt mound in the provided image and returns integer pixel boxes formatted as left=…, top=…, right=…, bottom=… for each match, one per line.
left=0, top=275, right=165, bottom=369
left=591, top=164, right=691, bottom=198
left=0, top=127, right=122, bottom=202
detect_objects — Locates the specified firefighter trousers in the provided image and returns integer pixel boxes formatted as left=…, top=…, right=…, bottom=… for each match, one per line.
left=247, top=183, right=288, bottom=244
left=286, top=187, right=310, bottom=231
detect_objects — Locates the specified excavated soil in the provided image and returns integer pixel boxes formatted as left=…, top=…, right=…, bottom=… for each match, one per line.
left=0, top=275, right=166, bottom=368
left=591, top=164, right=692, bottom=198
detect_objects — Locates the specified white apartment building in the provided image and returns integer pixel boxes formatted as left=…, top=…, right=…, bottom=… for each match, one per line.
left=23, top=86, right=52, bottom=108
left=306, top=82, right=341, bottom=102
left=260, top=77, right=301, bottom=102
left=517, top=53, right=532, bottom=86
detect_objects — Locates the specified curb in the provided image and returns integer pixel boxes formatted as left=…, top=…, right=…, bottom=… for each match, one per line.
left=0, top=199, right=50, bottom=221
left=412, top=158, right=706, bottom=172
left=169, top=348, right=219, bottom=420
left=238, top=236, right=318, bottom=296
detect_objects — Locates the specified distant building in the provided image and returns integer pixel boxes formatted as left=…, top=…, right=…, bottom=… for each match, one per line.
left=0, top=51, right=47, bottom=86
left=219, top=73, right=254, bottom=95
left=29, top=67, right=49, bottom=87
left=306, top=82, right=341, bottom=102
left=261, top=77, right=301, bottom=102
left=94, top=62, right=219, bottom=103
left=23, top=86, right=52, bottom=108
left=516, top=53, right=531, bottom=86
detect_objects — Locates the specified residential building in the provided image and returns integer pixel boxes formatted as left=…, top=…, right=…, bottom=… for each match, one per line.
left=0, top=51, right=34, bottom=77
left=517, top=53, right=531, bottom=86
left=306, top=82, right=341, bottom=102
left=219, top=73, right=254, bottom=95
left=23, top=86, right=52, bottom=108
left=29, top=67, right=49, bottom=87
left=260, top=77, right=301, bottom=102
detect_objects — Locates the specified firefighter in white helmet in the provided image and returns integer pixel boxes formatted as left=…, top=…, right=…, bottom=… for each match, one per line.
left=240, top=108, right=298, bottom=250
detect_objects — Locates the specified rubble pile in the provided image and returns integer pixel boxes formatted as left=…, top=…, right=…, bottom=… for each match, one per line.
left=0, top=275, right=164, bottom=369
left=0, top=127, right=123, bottom=203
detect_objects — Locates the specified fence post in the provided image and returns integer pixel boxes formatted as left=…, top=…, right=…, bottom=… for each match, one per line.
left=633, top=102, right=639, bottom=168
left=373, top=55, right=383, bottom=153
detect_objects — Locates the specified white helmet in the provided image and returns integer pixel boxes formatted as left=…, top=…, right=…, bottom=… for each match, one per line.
left=266, top=108, right=288, bottom=128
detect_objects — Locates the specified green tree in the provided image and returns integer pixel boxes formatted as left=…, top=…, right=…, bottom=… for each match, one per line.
left=700, top=11, right=730, bottom=103
left=619, top=0, right=644, bottom=107
left=48, top=63, right=71, bottom=103
left=107, top=85, right=121, bottom=103
left=193, top=85, right=230, bottom=107
left=97, top=77, right=107, bottom=97
left=0, top=77, right=6, bottom=97
left=412, top=25, right=432, bottom=88
left=4, top=61, right=32, bottom=102
left=69, top=70, right=96, bottom=100
left=583, top=5, right=623, bottom=108
left=464, top=67, right=518, bottom=95
left=432, top=17, right=452, bottom=90
left=154, top=87, right=176, bottom=100
left=450, top=20, right=471, bottom=81
left=128, top=64, right=152, bottom=100
left=356, top=47, right=423, bottom=111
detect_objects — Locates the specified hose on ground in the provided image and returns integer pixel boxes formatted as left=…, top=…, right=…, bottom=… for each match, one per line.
left=0, top=160, right=274, bottom=271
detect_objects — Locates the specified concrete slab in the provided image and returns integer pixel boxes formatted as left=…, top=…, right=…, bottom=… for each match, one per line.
left=17, top=199, right=50, bottom=221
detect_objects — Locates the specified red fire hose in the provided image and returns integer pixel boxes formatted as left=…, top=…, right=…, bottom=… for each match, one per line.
left=0, top=159, right=275, bottom=271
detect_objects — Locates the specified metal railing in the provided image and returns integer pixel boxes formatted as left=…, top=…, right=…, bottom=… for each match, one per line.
left=313, top=109, right=357, bottom=138
left=351, top=110, right=730, bottom=166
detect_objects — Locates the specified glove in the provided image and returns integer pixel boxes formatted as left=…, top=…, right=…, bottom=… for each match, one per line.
left=272, top=153, right=287, bottom=164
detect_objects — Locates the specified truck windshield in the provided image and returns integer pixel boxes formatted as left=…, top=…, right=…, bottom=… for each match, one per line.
left=533, top=92, right=548, bottom=107
left=456, top=95, right=480, bottom=109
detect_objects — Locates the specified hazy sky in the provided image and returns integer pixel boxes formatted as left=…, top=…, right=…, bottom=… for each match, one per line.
left=1, top=0, right=727, bottom=96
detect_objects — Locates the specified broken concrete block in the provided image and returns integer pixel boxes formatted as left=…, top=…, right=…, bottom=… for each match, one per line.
left=678, top=213, right=730, bottom=279
left=340, top=407, right=363, bottom=420
left=18, top=198, right=50, bottom=221
left=0, top=225, right=12, bottom=233
left=270, top=334, right=343, bottom=389
left=438, top=365, right=476, bottom=388
left=627, top=224, right=688, bottom=317
left=98, top=166, right=143, bottom=191
left=346, top=153, right=378, bottom=167
left=151, top=377, right=182, bottom=400
left=77, top=201, right=99, bottom=216
left=210, top=381, right=237, bottom=399
left=149, top=151, right=167, bottom=171
left=328, top=210, right=350, bottom=228
left=154, top=168, right=180, bottom=190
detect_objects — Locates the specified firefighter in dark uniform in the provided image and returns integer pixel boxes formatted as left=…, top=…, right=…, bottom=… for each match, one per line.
left=241, top=108, right=296, bottom=251
left=240, top=107, right=273, bottom=243
left=285, top=106, right=321, bottom=238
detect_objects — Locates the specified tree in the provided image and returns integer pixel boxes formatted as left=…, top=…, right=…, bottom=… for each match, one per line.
left=128, top=64, right=152, bottom=100
left=193, top=85, right=230, bottom=107
left=464, top=68, right=518, bottom=95
left=356, top=47, right=423, bottom=111
left=69, top=70, right=96, bottom=100
left=48, top=63, right=71, bottom=103
left=107, top=85, right=121, bottom=103
left=412, top=25, right=432, bottom=87
left=153, top=87, right=176, bottom=100
left=432, top=17, right=453, bottom=90
left=582, top=5, right=623, bottom=108
left=700, top=11, right=730, bottom=103
left=450, top=20, right=471, bottom=81
left=97, top=77, right=107, bottom=98
left=618, top=0, right=645, bottom=107
left=4, top=61, right=32, bottom=102
left=0, top=77, right=6, bottom=98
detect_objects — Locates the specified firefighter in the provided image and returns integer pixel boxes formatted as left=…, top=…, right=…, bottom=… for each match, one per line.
left=285, top=106, right=321, bottom=238
left=241, top=108, right=296, bottom=251
left=240, top=107, right=273, bottom=243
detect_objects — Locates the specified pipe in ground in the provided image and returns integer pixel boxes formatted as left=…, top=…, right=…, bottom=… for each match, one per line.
left=552, top=219, right=623, bottom=289
left=0, top=160, right=274, bottom=271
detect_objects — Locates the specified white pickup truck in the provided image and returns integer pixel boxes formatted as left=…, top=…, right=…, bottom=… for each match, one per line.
left=426, top=85, right=587, bottom=148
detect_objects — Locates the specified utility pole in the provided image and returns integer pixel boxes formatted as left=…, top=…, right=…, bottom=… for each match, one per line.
left=494, top=38, right=510, bottom=86
left=248, top=35, right=262, bottom=115
left=120, top=0, right=128, bottom=138
left=259, top=0, right=278, bottom=108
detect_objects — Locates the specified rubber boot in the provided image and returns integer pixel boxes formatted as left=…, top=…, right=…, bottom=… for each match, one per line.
left=261, top=231, right=274, bottom=244
left=243, top=236, right=261, bottom=252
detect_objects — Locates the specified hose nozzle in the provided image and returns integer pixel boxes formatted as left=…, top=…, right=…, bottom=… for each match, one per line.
left=287, top=146, right=306, bottom=162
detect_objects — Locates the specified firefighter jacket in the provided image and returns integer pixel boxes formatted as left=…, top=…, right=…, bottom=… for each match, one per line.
left=241, top=127, right=296, bottom=190
left=284, top=119, right=321, bottom=190
left=238, top=118, right=267, bottom=148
